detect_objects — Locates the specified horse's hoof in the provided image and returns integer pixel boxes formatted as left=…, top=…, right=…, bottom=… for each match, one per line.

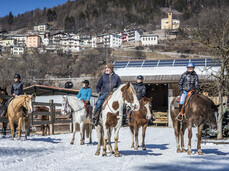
left=70, top=142, right=74, bottom=145
left=188, top=150, right=192, bottom=155
left=131, top=145, right=134, bottom=148
left=102, top=153, right=107, bottom=157
left=198, top=150, right=203, bottom=155
left=138, top=145, right=140, bottom=147
left=110, top=151, right=114, bottom=154
left=182, top=149, right=186, bottom=153
left=95, top=151, right=100, bottom=156
left=177, top=149, right=181, bottom=153
left=142, top=147, right=146, bottom=150
left=115, top=152, right=120, bottom=157
left=134, top=147, right=138, bottom=150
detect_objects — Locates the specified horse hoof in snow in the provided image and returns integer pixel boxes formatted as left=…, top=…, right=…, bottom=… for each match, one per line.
left=131, top=145, right=134, bottom=148
left=70, top=142, right=74, bottom=145
left=182, top=149, right=186, bottom=153
left=177, top=149, right=181, bottom=153
left=198, top=150, right=203, bottom=155
left=134, top=147, right=138, bottom=150
left=115, top=152, right=120, bottom=157
left=188, top=150, right=192, bottom=155
left=102, top=153, right=107, bottom=157
left=142, top=147, right=146, bottom=150
left=95, top=151, right=100, bottom=156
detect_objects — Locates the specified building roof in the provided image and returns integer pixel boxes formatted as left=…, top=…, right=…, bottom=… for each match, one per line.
left=114, top=58, right=220, bottom=83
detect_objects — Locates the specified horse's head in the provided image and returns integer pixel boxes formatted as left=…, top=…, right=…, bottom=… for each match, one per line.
left=207, top=103, right=220, bottom=130
left=121, top=82, right=140, bottom=111
left=141, top=97, right=153, bottom=120
left=0, top=87, right=8, bottom=95
left=61, top=96, right=71, bottom=115
left=24, top=94, right=34, bottom=114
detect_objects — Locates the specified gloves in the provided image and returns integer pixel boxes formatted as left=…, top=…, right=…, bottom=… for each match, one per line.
left=85, top=100, right=89, bottom=104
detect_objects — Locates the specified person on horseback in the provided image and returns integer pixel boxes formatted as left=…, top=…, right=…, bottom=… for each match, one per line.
left=77, top=80, right=91, bottom=105
left=1, top=74, right=24, bottom=118
left=134, top=75, right=146, bottom=100
left=92, top=63, right=122, bottom=124
left=177, top=62, right=199, bottom=121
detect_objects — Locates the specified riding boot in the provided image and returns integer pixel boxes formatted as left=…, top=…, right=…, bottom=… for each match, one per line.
left=177, top=104, right=183, bottom=121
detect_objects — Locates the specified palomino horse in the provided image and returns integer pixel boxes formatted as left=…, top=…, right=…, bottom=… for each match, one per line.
left=0, top=87, right=8, bottom=136
left=61, top=96, right=92, bottom=145
left=34, top=106, right=50, bottom=136
left=128, top=97, right=153, bottom=150
left=7, top=94, right=33, bottom=140
left=95, top=83, right=140, bottom=157
left=170, top=94, right=218, bottom=155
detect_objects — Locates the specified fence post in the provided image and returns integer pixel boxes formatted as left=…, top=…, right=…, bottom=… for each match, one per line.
left=168, top=88, right=173, bottom=128
left=49, top=100, right=55, bottom=135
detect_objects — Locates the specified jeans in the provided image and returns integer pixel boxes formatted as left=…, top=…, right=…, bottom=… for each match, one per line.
left=180, top=91, right=188, bottom=105
left=94, top=93, right=108, bottom=116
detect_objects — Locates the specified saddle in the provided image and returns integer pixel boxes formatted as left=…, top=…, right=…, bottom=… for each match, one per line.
left=175, top=90, right=195, bottom=109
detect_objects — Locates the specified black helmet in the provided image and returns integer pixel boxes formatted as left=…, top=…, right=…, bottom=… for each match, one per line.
left=82, top=80, right=89, bottom=85
left=65, top=81, right=73, bottom=89
left=14, top=74, right=21, bottom=79
left=137, top=75, right=144, bottom=80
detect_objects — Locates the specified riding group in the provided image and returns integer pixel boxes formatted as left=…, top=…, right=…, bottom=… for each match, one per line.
left=0, top=62, right=219, bottom=156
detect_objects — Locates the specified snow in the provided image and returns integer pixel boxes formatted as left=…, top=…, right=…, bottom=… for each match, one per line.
left=1, top=127, right=229, bottom=171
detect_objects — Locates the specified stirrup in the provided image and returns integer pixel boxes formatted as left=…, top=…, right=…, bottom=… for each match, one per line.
left=176, top=113, right=184, bottom=121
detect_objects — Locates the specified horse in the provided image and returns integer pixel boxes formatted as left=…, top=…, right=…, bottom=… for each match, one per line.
left=95, top=82, right=140, bottom=157
left=170, top=93, right=218, bottom=155
left=61, top=96, right=92, bottom=145
left=7, top=94, right=33, bottom=140
left=128, top=97, right=153, bottom=150
left=34, top=106, right=50, bottom=136
left=0, top=87, right=9, bottom=136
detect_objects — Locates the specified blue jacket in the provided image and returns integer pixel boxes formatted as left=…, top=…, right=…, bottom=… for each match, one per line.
left=11, top=81, right=23, bottom=95
left=96, top=71, right=122, bottom=94
left=77, top=87, right=91, bottom=101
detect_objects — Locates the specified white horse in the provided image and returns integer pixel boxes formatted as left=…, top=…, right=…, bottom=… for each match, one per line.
left=95, top=82, right=140, bottom=157
left=61, top=96, right=92, bottom=145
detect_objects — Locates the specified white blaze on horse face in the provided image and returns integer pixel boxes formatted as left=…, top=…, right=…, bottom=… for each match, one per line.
left=129, top=84, right=140, bottom=111
left=145, top=102, right=152, bottom=120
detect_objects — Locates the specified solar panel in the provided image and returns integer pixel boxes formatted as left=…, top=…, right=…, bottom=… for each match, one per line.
left=158, top=60, right=173, bottom=66
left=142, top=60, right=158, bottom=67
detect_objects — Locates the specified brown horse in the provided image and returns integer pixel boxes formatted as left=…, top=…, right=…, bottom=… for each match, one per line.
left=128, top=97, right=153, bottom=150
left=170, top=94, right=218, bottom=155
left=7, top=94, right=33, bottom=140
left=34, top=106, right=50, bottom=136
left=0, top=87, right=9, bottom=136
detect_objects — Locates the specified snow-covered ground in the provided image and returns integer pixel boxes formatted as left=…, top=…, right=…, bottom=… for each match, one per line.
left=1, top=127, right=229, bottom=171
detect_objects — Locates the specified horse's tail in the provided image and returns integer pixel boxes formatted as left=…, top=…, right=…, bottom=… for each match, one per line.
left=75, top=123, right=80, bottom=132
left=85, top=123, right=90, bottom=138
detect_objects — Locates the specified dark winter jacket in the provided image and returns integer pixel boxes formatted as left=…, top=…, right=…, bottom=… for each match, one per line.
left=134, top=82, right=146, bottom=100
left=178, top=71, right=199, bottom=93
left=11, top=81, right=23, bottom=96
left=96, top=71, right=122, bottom=94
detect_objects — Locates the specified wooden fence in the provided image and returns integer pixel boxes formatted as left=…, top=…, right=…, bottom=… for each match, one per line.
left=0, top=97, right=73, bottom=135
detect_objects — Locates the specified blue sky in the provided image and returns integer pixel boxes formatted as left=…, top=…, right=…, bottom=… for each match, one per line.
left=0, top=0, right=69, bottom=17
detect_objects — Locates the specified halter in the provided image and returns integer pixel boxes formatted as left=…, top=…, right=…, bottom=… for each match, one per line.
left=63, top=97, right=85, bottom=114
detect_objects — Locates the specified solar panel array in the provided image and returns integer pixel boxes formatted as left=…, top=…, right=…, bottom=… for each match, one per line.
left=114, top=59, right=220, bottom=69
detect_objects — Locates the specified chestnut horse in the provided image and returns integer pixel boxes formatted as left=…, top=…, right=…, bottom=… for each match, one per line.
left=170, top=94, right=218, bottom=155
left=34, top=106, right=50, bottom=136
left=128, top=97, right=152, bottom=150
left=7, top=94, right=33, bottom=140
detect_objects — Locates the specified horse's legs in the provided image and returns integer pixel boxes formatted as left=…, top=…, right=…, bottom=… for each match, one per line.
left=102, top=128, right=108, bottom=156
left=197, top=124, right=204, bottom=155
left=114, top=127, right=121, bottom=157
left=142, top=124, right=148, bottom=150
left=173, top=120, right=181, bottom=153
left=70, top=123, right=77, bottom=145
left=41, top=124, right=44, bottom=136
left=108, top=128, right=114, bottom=154
left=9, top=119, right=14, bottom=140
left=95, top=125, right=102, bottom=155
left=89, top=124, right=92, bottom=144
left=3, top=122, right=7, bottom=136
left=187, top=124, right=193, bottom=155
left=134, top=124, right=139, bottom=150
left=180, top=123, right=188, bottom=152
left=17, top=117, right=22, bottom=140
left=48, top=124, right=50, bottom=135
left=129, top=125, right=134, bottom=148
left=13, top=123, right=17, bottom=138
left=80, top=122, right=84, bottom=145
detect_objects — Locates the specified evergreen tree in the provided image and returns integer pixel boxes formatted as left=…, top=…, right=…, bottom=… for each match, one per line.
left=8, top=12, right=14, bottom=25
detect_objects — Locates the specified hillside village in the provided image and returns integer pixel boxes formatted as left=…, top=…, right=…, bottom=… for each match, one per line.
left=0, top=12, right=179, bottom=56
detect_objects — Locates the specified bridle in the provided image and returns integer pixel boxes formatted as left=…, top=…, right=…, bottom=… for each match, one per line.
left=63, top=97, right=85, bottom=114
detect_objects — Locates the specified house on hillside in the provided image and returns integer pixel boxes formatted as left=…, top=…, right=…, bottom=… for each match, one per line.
left=49, top=32, right=69, bottom=45
left=104, top=34, right=122, bottom=48
left=27, top=35, right=41, bottom=48
left=60, top=37, right=80, bottom=53
left=34, top=24, right=49, bottom=32
left=11, top=45, right=25, bottom=55
left=121, top=29, right=141, bottom=43
left=161, top=12, right=180, bottom=30
left=11, top=34, right=27, bottom=46
left=141, top=34, right=158, bottom=46
left=0, top=38, right=16, bottom=47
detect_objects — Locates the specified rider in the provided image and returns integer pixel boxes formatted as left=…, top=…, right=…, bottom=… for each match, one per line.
left=133, top=75, right=146, bottom=100
left=177, top=62, right=199, bottom=120
left=77, top=80, right=91, bottom=105
left=1, top=74, right=23, bottom=118
left=92, top=63, right=122, bottom=123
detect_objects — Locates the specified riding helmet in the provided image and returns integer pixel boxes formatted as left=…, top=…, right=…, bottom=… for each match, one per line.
left=137, top=75, right=144, bottom=80
left=14, top=74, right=21, bottom=79
left=187, top=62, right=195, bottom=68
left=82, top=80, right=89, bottom=85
